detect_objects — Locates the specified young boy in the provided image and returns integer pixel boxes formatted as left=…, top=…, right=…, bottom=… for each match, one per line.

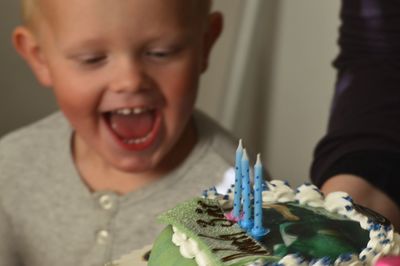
left=0, top=0, right=238, bottom=265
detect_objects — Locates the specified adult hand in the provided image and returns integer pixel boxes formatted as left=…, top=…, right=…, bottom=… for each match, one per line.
left=321, top=174, right=400, bottom=231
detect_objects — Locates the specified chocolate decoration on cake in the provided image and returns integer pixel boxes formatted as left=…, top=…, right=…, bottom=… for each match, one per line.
left=143, top=250, right=151, bottom=261
left=197, top=218, right=235, bottom=228
left=196, top=200, right=235, bottom=227
left=198, top=231, right=270, bottom=262
left=353, top=203, right=391, bottom=226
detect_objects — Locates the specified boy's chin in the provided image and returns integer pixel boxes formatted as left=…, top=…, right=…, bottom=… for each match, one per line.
left=108, top=155, right=163, bottom=175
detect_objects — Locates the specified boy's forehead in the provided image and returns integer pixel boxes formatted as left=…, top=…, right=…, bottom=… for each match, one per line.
left=37, top=0, right=209, bottom=14
left=32, top=0, right=212, bottom=44
left=37, top=0, right=210, bottom=27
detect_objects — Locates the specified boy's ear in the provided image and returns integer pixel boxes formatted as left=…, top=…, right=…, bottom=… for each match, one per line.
left=12, top=26, right=52, bottom=87
left=201, top=11, right=223, bottom=72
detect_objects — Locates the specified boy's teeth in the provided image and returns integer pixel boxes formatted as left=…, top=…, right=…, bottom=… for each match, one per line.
left=124, top=135, right=149, bottom=144
left=133, top=108, right=145, bottom=115
left=118, top=108, right=132, bottom=115
left=114, top=108, right=149, bottom=115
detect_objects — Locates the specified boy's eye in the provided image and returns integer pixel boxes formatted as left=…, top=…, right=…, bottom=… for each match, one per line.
left=145, top=50, right=173, bottom=59
left=79, top=55, right=107, bottom=65
left=84, top=56, right=106, bottom=64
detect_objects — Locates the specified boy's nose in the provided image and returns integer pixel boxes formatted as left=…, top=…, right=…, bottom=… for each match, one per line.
left=109, top=59, right=149, bottom=94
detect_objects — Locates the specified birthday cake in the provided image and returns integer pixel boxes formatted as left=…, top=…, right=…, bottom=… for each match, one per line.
left=112, top=145, right=400, bottom=266
left=143, top=180, right=400, bottom=266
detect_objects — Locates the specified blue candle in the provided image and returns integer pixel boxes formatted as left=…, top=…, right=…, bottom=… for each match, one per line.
left=251, top=154, right=269, bottom=239
left=233, top=139, right=243, bottom=219
left=240, top=149, right=253, bottom=231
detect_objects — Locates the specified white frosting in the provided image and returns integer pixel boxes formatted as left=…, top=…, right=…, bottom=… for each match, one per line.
left=310, top=257, right=333, bottom=266
left=194, top=250, right=213, bottom=266
left=262, top=180, right=295, bottom=203
left=278, top=254, right=308, bottom=266
left=202, top=186, right=233, bottom=210
left=360, top=247, right=382, bottom=265
left=171, top=226, right=212, bottom=266
left=324, top=192, right=353, bottom=216
left=348, top=212, right=370, bottom=230
left=295, top=183, right=324, bottom=208
left=334, top=254, right=362, bottom=266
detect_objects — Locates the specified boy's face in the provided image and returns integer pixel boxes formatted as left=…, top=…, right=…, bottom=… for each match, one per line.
left=24, top=0, right=221, bottom=174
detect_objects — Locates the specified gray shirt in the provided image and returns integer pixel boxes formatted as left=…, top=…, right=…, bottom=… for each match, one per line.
left=0, top=110, right=237, bottom=266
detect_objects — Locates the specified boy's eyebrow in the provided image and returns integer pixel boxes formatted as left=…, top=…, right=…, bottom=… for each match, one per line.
left=61, top=32, right=193, bottom=53
left=60, top=38, right=107, bottom=53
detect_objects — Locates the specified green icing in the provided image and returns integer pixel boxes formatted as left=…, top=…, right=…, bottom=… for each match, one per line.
left=151, top=198, right=274, bottom=265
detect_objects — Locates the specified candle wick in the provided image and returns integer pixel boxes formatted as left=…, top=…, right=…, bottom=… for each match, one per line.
left=256, top=153, right=261, bottom=165
left=242, top=149, right=249, bottom=161
left=238, top=139, right=243, bottom=151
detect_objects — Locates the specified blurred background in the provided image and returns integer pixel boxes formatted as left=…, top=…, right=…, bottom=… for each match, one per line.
left=0, top=0, right=340, bottom=186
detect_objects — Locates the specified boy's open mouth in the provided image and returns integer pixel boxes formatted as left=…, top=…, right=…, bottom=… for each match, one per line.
left=104, top=107, right=159, bottom=148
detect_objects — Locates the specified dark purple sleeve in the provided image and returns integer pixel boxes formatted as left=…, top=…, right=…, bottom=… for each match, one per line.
left=311, top=0, right=400, bottom=206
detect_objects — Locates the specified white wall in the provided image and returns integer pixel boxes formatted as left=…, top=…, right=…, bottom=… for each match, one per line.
left=197, top=0, right=340, bottom=186
left=0, top=0, right=58, bottom=137
left=262, top=0, right=339, bottom=186
left=0, top=0, right=340, bottom=186
left=196, top=0, right=244, bottom=117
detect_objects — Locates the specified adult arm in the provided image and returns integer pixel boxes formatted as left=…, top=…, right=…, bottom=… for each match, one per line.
left=311, top=0, right=400, bottom=227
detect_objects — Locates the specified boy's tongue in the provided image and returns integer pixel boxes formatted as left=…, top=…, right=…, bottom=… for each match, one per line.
left=110, top=111, right=155, bottom=139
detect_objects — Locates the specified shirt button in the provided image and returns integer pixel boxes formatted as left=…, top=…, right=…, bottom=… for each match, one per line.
left=96, top=230, right=110, bottom=245
left=99, top=195, right=113, bottom=210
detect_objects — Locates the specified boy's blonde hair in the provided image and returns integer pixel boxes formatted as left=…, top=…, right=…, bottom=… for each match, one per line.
left=21, top=0, right=212, bottom=30
left=21, top=0, right=38, bottom=28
